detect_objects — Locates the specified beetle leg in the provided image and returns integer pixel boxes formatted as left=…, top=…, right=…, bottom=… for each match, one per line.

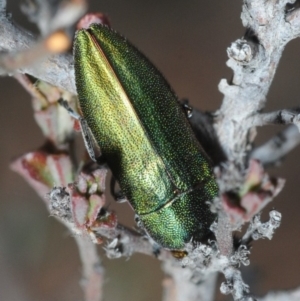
left=79, top=117, right=102, bottom=162
left=58, top=99, right=102, bottom=162
left=110, top=176, right=127, bottom=203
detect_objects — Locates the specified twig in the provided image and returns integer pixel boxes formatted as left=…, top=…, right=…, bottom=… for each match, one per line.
left=162, top=262, right=218, bottom=301
left=0, top=2, right=76, bottom=92
left=214, top=0, right=300, bottom=165
left=213, top=212, right=233, bottom=256
left=48, top=185, right=105, bottom=301
left=240, top=210, right=282, bottom=246
left=258, top=286, right=300, bottom=301
left=96, top=224, right=172, bottom=261
left=249, top=109, right=300, bottom=128
left=251, top=125, right=300, bottom=166
left=210, top=1, right=300, bottom=298
left=21, top=0, right=87, bottom=35
left=74, top=236, right=104, bottom=301
left=0, top=0, right=6, bottom=12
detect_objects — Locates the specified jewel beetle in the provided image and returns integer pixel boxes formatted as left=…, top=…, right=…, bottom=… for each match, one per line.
left=74, top=23, right=218, bottom=250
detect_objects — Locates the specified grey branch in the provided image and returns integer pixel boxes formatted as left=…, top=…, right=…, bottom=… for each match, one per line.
left=251, top=125, right=300, bottom=166
left=214, top=0, right=300, bottom=165
left=48, top=186, right=105, bottom=301
left=241, top=210, right=282, bottom=246
left=162, top=262, right=218, bottom=301
left=0, top=1, right=77, bottom=93
left=250, top=109, right=300, bottom=129
left=20, top=0, right=87, bottom=35
left=74, top=236, right=104, bottom=301
left=95, top=223, right=171, bottom=260
left=258, top=286, right=300, bottom=301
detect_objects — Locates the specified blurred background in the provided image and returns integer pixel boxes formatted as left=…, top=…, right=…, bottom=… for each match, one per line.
left=1, top=1, right=300, bottom=300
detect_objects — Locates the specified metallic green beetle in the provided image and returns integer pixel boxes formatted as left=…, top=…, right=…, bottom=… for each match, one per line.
left=74, top=23, right=218, bottom=250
